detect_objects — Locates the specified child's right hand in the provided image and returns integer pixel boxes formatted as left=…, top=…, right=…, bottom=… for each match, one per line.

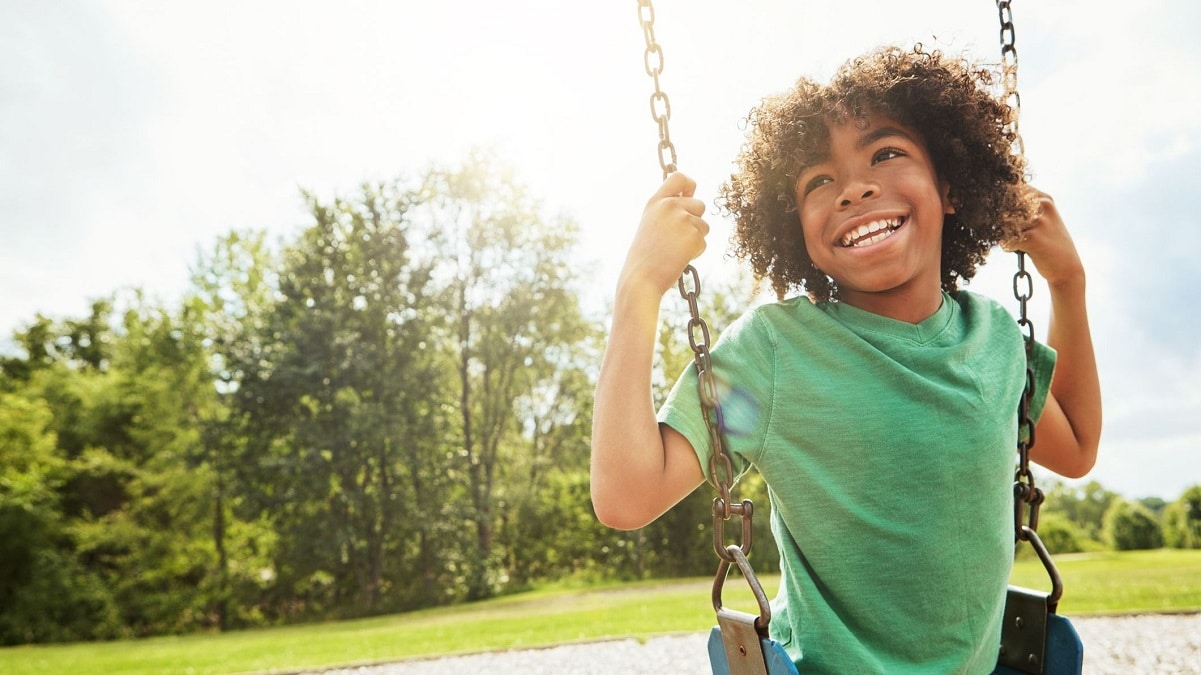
left=619, top=172, right=711, bottom=295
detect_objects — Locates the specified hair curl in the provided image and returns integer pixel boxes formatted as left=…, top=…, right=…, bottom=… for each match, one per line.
left=719, top=45, right=1034, bottom=301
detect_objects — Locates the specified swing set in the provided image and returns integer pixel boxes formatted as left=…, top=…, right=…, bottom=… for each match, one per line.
left=633, top=2, right=1084, bottom=673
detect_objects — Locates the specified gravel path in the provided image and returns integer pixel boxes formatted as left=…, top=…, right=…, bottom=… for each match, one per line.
left=315, top=613, right=1200, bottom=674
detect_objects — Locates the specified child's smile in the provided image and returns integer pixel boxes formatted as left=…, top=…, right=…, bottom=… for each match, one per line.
left=838, top=215, right=906, bottom=248
left=795, top=114, right=953, bottom=322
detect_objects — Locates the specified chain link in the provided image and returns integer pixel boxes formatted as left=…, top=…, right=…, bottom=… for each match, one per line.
left=638, top=0, right=678, bottom=178
left=996, top=0, right=1026, bottom=159
left=1013, top=251, right=1042, bottom=539
left=1000, top=0, right=1043, bottom=542
left=637, top=0, right=745, bottom=560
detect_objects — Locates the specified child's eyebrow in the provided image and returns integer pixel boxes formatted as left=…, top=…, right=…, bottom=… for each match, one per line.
left=797, top=126, right=919, bottom=178
left=857, top=126, right=917, bottom=149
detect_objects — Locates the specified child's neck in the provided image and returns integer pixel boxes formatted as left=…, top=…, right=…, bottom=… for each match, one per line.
left=838, top=285, right=945, bottom=324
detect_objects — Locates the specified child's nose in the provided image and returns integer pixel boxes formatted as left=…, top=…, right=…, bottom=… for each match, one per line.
left=838, top=187, right=877, bottom=208
left=836, top=168, right=881, bottom=208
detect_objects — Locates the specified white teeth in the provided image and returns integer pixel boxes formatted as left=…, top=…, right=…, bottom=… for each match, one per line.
left=841, top=217, right=903, bottom=247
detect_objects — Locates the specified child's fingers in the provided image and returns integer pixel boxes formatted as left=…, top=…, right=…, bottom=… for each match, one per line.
left=644, top=172, right=708, bottom=236
left=649, top=171, right=697, bottom=203
left=1001, top=185, right=1057, bottom=252
left=1026, top=187, right=1063, bottom=230
left=687, top=212, right=710, bottom=237
left=677, top=196, right=707, bottom=219
left=1009, top=186, right=1085, bottom=285
left=646, top=199, right=709, bottom=239
left=1022, top=191, right=1063, bottom=241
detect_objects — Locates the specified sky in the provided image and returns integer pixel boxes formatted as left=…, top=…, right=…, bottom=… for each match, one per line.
left=2, top=0, right=1199, bottom=501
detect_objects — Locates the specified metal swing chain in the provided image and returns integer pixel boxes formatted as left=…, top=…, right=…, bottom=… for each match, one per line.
left=998, top=0, right=1048, bottom=551
left=997, top=0, right=1026, bottom=161
left=638, top=0, right=678, bottom=180
left=638, top=1, right=768, bottom=638
left=637, top=0, right=748, bottom=544
left=637, top=3, right=770, bottom=634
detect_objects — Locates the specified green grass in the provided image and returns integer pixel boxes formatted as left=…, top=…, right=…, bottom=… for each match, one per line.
left=2, top=549, right=1198, bottom=675
left=1009, top=548, right=1201, bottom=615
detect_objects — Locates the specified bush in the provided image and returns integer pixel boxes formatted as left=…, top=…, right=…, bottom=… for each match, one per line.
left=1103, top=499, right=1164, bottom=551
left=1163, top=485, right=1201, bottom=549
left=1036, top=513, right=1088, bottom=554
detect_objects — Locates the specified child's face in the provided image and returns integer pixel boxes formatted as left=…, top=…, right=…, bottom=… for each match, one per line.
left=794, top=114, right=954, bottom=316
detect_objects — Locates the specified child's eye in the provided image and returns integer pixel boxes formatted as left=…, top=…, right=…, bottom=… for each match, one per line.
left=873, top=147, right=906, bottom=163
left=802, top=175, right=832, bottom=196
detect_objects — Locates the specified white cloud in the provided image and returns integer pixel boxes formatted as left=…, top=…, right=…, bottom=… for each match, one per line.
left=1025, top=54, right=1201, bottom=189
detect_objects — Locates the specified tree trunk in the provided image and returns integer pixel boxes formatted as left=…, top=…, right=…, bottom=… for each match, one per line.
left=212, top=479, right=229, bottom=631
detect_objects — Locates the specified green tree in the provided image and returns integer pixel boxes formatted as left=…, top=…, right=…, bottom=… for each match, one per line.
left=1042, top=480, right=1118, bottom=543
left=498, top=353, right=600, bottom=587
left=0, top=293, right=227, bottom=642
left=78, top=297, right=225, bottom=636
left=418, top=153, right=596, bottom=600
left=231, top=181, right=451, bottom=617
left=1102, top=499, right=1163, bottom=551
left=1163, top=485, right=1201, bottom=549
left=1033, top=512, right=1087, bottom=555
left=1138, top=496, right=1168, bottom=516
left=0, top=393, right=117, bottom=644
left=189, top=229, right=283, bottom=629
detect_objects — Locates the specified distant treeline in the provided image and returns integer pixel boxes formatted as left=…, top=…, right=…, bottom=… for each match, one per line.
left=2, top=153, right=1198, bottom=645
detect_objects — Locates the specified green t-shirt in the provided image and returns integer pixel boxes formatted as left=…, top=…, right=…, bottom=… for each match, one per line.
left=659, top=290, right=1056, bottom=674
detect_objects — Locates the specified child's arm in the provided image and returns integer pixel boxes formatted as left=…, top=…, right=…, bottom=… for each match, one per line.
left=1014, top=188, right=1102, bottom=478
left=591, top=173, right=708, bottom=530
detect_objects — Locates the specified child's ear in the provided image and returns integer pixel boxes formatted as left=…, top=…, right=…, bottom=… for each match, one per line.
left=940, top=180, right=956, bottom=215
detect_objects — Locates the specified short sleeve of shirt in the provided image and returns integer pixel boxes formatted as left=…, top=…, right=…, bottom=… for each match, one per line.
left=657, top=308, right=775, bottom=488
left=1023, top=337, right=1056, bottom=448
left=1027, top=338, right=1056, bottom=425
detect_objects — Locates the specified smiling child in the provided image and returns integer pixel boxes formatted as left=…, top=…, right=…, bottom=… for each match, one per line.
left=591, top=45, right=1101, bottom=673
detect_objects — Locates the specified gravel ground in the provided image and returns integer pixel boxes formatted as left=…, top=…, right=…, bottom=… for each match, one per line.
left=314, top=613, right=1200, bottom=674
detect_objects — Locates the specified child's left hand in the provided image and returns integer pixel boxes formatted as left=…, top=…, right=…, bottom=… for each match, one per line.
left=1003, top=186, right=1085, bottom=287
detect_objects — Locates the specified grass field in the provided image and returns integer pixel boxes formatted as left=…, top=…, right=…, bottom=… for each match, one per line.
left=2, top=549, right=1198, bottom=675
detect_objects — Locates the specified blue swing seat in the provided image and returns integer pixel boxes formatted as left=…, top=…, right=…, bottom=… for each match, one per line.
left=709, top=614, right=1079, bottom=675
left=707, top=625, right=799, bottom=675
left=707, top=604, right=1080, bottom=675
left=992, top=613, right=1083, bottom=675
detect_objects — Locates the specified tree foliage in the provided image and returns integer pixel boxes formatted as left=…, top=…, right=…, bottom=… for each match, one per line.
left=1040, top=480, right=1119, bottom=544
left=1030, top=513, right=1087, bottom=555
left=1102, top=499, right=1164, bottom=551
left=411, top=155, right=598, bottom=599
left=0, top=153, right=615, bottom=643
left=1163, top=485, right=1201, bottom=549
left=0, top=295, right=225, bottom=642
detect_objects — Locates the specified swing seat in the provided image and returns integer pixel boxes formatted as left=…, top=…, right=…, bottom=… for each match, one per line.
left=991, top=585, right=1083, bottom=675
left=710, top=615, right=1079, bottom=675
left=707, top=620, right=798, bottom=675
left=708, top=614, right=1079, bottom=675
left=707, top=542, right=798, bottom=675
left=706, top=589, right=1080, bottom=675
left=992, top=613, right=1082, bottom=674
left=992, top=611, right=1083, bottom=675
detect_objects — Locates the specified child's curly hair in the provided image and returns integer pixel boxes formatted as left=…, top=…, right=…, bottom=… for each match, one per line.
left=719, top=45, right=1034, bottom=301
